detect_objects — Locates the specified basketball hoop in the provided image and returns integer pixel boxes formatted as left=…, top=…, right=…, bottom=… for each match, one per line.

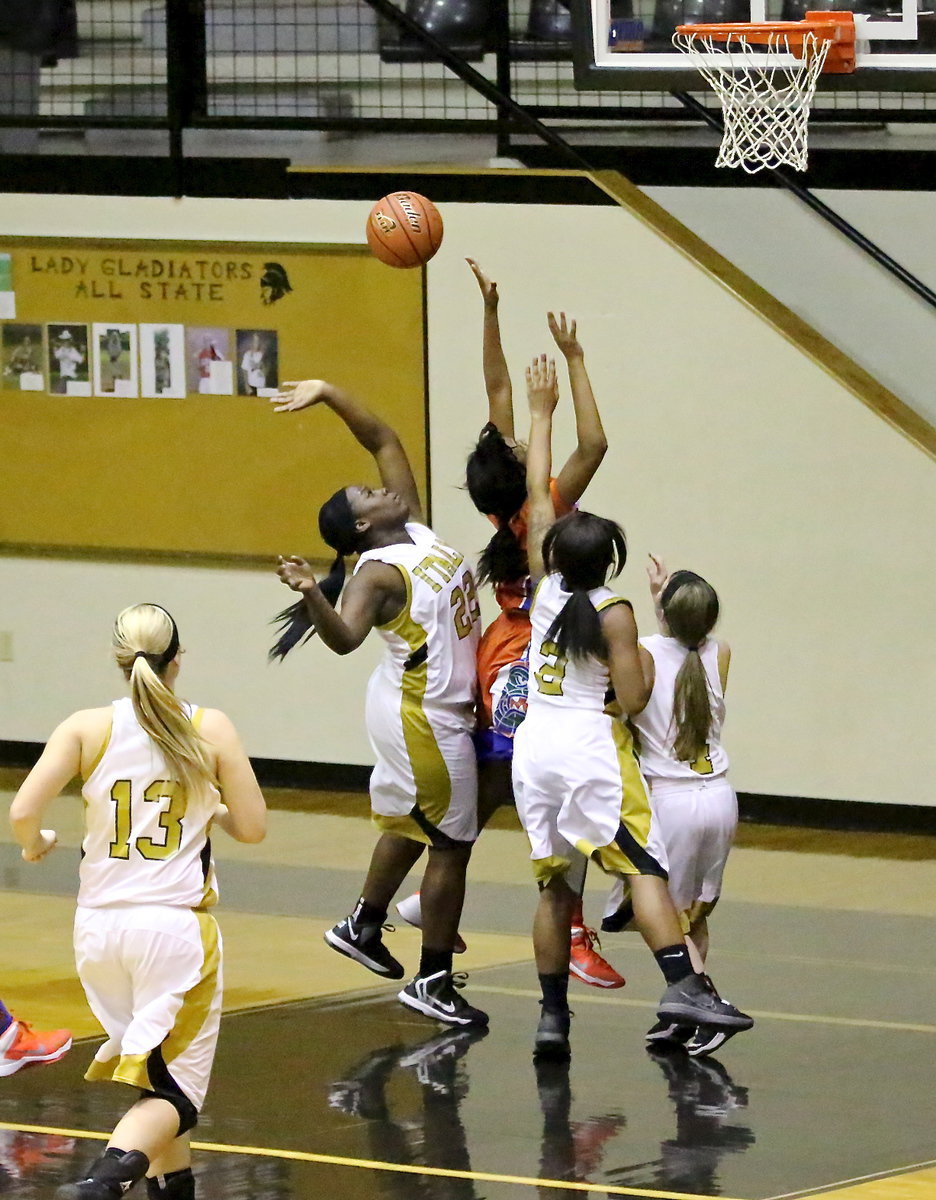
left=672, top=11, right=856, bottom=173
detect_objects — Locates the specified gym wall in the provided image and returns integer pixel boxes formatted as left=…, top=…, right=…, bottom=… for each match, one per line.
left=1, top=191, right=934, bottom=809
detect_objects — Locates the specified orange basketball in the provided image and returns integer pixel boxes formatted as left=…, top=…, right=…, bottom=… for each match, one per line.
left=366, top=191, right=443, bottom=269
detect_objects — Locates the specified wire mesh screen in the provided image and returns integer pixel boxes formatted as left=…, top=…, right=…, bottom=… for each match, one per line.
left=2, top=0, right=935, bottom=149
left=198, top=0, right=499, bottom=121
left=0, top=1, right=168, bottom=125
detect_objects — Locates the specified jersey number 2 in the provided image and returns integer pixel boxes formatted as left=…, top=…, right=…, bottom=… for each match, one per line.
left=109, top=779, right=187, bottom=861
left=534, top=640, right=568, bottom=696
left=450, top=572, right=481, bottom=640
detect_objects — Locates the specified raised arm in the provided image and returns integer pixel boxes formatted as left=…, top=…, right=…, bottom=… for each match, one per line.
left=603, top=603, right=653, bottom=716
left=467, top=258, right=513, bottom=439
left=549, top=313, right=608, bottom=506
left=647, top=553, right=669, bottom=635
left=524, top=355, right=559, bottom=582
left=276, top=557, right=406, bottom=656
left=269, top=379, right=423, bottom=523
left=10, top=714, right=85, bottom=862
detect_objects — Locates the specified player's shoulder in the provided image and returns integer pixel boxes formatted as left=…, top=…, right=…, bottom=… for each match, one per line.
left=63, top=705, right=114, bottom=736
left=193, top=706, right=237, bottom=740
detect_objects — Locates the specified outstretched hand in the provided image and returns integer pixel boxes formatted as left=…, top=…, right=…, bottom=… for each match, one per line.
left=548, top=311, right=583, bottom=360
left=277, top=555, right=318, bottom=593
left=268, top=380, right=332, bottom=413
left=647, top=553, right=668, bottom=602
left=525, top=355, right=558, bottom=419
left=466, top=258, right=498, bottom=308
left=22, top=829, right=57, bottom=863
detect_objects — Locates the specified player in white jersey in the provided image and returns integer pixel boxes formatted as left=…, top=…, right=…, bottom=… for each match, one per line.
left=268, top=379, right=486, bottom=1028
left=10, top=604, right=266, bottom=1200
left=512, top=356, right=752, bottom=1061
left=612, top=557, right=740, bottom=1059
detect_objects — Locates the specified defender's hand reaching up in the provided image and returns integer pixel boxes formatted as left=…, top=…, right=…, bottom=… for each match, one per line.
left=466, top=258, right=499, bottom=308
left=526, top=355, right=559, bottom=420
left=548, top=311, right=583, bottom=360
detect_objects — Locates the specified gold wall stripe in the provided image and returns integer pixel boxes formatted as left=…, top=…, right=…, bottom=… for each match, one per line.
left=587, top=169, right=936, bottom=461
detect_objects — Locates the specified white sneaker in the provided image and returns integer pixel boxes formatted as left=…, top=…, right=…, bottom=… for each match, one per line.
left=395, top=892, right=468, bottom=954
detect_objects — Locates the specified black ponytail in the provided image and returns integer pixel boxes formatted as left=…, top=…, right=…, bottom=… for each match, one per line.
left=269, top=488, right=362, bottom=661
left=477, top=523, right=528, bottom=589
left=542, top=512, right=628, bottom=663
left=466, top=423, right=530, bottom=589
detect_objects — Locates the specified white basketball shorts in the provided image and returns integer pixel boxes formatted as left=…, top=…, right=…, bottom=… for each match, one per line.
left=365, top=672, right=478, bottom=846
left=512, top=709, right=667, bottom=885
left=74, top=903, right=222, bottom=1111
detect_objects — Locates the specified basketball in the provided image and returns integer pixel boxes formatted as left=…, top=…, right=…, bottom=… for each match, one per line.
left=366, top=191, right=443, bottom=269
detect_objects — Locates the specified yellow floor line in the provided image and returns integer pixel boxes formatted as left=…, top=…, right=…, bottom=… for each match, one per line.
left=472, top=986, right=936, bottom=1035
left=0, top=1120, right=750, bottom=1200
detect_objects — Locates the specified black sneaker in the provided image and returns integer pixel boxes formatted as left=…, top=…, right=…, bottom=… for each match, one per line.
left=645, top=1019, right=695, bottom=1048
left=324, top=916, right=404, bottom=979
left=56, top=1151, right=149, bottom=1199
left=533, top=1005, right=571, bottom=1062
left=686, top=1022, right=747, bottom=1059
left=657, top=973, right=753, bottom=1031
left=398, top=970, right=489, bottom=1027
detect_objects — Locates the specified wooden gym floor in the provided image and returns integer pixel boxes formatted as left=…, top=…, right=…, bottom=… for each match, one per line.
left=1, top=768, right=935, bottom=1200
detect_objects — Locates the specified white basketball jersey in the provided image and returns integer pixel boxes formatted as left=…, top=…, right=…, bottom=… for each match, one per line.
left=355, top=523, right=480, bottom=722
left=527, top=573, right=630, bottom=713
left=632, top=634, right=729, bottom=781
left=79, top=697, right=220, bottom=909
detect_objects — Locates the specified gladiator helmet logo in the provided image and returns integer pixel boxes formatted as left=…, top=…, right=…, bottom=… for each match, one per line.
left=260, top=262, right=293, bottom=306
left=373, top=210, right=397, bottom=235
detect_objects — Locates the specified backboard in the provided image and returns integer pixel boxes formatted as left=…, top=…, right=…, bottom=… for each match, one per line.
left=571, top=0, right=936, bottom=91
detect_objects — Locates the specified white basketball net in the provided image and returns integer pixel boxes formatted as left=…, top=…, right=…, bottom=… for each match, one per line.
left=672, top=29, right=831, bottom=173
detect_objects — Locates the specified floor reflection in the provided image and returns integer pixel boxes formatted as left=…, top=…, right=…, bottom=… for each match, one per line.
left=607, top=1047, right=755, bottom=1196
left=534, top=1060, right=626, bottom=1199
left=328, top=1027, right=488, bottom=1200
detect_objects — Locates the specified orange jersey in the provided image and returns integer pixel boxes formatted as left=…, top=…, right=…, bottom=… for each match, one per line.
left=487, top=479, right=574, bottom=615
left=478, top=479, right=574, bottom=724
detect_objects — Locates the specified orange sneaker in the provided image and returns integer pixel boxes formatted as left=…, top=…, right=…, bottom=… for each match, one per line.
left=569, top=926, right=626, bottom=989
left=0, top=1019, right=72, bottom=1077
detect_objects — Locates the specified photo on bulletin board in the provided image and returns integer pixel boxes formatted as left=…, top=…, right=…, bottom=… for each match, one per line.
left=236, top=328, right=278, bottom=396
left=140, top=323, right=186, bottom=399
left=92, top=323, right=139, bottom=398
left=1, top=324, right=44, bottom=391
left=186, top=326, right=233, bottom=395
left=0, top=237, right=427, bottom=561
left=47, top=323, right=91, bottom=395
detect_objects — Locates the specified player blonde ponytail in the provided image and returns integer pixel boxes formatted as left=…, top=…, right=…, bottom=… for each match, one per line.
left=113, top=604, right=215, bottom=798
left=660, top=573, right=720, bottom=763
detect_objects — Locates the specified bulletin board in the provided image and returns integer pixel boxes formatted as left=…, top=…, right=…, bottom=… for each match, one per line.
left=0, top=238, right=428, bottom=562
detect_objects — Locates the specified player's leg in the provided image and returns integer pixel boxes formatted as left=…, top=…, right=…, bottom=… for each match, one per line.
left=146, top=1135, right=193, bottom=1200
left=398, top=729, right=487, bottom=1027
left=532, top=873, right=577, bottom=1061
left=567, top=850, right=625, bottom=990
left=58, top=911, right=215, bottom=1200
left=326, top=832, right=425, bottom=980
